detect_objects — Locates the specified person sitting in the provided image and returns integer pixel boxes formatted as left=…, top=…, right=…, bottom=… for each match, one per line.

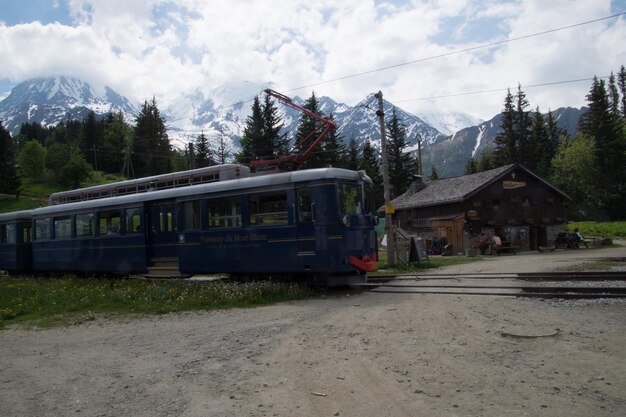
left=478, top=233, right=489, bottom=255
left=491, top=235, right=502, bottom=253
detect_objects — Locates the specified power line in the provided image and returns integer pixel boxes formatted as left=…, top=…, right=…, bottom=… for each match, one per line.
left=393, top=76, right=611, bottom=103
left=160, top=12, right=624, bottom=126
left=283, top=12, right=625, bottom=94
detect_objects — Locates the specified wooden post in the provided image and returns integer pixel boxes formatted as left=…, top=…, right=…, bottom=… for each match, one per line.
left=375, top=91, right=396, bottom=265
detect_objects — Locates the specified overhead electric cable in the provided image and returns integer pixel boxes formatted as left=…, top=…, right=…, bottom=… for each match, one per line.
left=283, top=12, right=625, bottom=94
left=393, top=76, right=611, bottom=103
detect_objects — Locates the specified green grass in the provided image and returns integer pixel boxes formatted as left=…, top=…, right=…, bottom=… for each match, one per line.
left=0, top=196, right=44, bottom=213
left=0, top=276, right=315, bottom=330
left=374, top=249, right=481, bottom=274
left=567, top=221, right=626, bottom=239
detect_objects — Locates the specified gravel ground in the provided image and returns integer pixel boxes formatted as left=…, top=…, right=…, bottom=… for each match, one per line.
left=1, top=243, right=625, bottom=417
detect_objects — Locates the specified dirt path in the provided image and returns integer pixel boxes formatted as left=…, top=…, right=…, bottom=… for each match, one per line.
left=1, top=245, right=625, bottom=417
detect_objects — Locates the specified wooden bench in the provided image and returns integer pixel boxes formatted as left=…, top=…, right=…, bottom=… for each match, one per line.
left=492, top=245, right=519, bottom=255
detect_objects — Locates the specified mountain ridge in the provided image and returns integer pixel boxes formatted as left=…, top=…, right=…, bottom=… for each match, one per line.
left=0, top=77, right=586, bottom=177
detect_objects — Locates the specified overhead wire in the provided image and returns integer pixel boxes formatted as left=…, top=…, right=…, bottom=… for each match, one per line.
left=160, top=12, right=624, bottom=131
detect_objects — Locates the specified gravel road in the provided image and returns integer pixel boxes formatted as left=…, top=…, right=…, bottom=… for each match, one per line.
left=1, top=244, right=625, bottom=417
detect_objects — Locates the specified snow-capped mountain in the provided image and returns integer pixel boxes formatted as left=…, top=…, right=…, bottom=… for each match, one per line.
left=0, top=77, right=138, bottom=135
left=421, top=107, right=587, bottom=178
left=163, top=85, right=450, bottom=153
left=0, top=76, right=588, bottom=177
left=419, top=111, right=483, bottom=136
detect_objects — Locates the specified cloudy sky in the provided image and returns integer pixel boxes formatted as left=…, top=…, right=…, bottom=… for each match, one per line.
left=1, top=0, right=625, bottom=121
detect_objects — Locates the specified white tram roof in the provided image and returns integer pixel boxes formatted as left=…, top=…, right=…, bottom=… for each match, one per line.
left=0, top=210, right=33, bottom=222
left=31, top=168, right=372, bottom=217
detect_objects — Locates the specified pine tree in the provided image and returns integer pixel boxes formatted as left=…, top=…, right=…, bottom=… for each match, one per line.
left=477, top=148, right=497, bottom=172
left=216, top=131, right=230, bottom=164
left=294, top=92, right=327, bottom=168
left=78, top=111, right=102, bottom=170
left=236, top=96, right=264, bottom=164
left=608, top=72, right=620, bottom=117
left=578, top=76, right=626, bottom=219
left=133, top=97, right=172, bottom=177
left=464, top=157, right=478, bottom=174
left=526, top=107, right=546, bottom=173
left=262, top=92, right=288, bottom=158
left=194, top=132, right=213, bottom=168
left=550, top=133, right=600, bottom=219
left=494, top=89, right=516, bottom=165
left=0, top=120, right=20, bottom=196
left=359, top=141, right=384, bottom=209
left=541, top=110, right=564, bottom=177
left=100, top=112, right=129, bottom=174
left=320, top=114, right=346, bottom=167
left=345, top=137, right=360, bottom=171
left=514, top=84, right=531, bottom=166
left=429, top=164, right=439, bottom=180
left=386, top=109, right=413, bottom=197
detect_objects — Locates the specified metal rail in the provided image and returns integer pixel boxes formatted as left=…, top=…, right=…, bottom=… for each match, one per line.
left=362, top=271, right=626, bottom=299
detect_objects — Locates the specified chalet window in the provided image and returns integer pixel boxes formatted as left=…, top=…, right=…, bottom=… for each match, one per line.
left=472, top=200, right=481, bottom=207
left=492, top=199, right=501, bottom=211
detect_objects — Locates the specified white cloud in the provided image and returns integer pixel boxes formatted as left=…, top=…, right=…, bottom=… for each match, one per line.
left=0, top=0, right=624, bottom=121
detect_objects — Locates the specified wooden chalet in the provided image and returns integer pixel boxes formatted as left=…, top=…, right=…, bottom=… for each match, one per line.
left=388, top=164, right=571, bottom=254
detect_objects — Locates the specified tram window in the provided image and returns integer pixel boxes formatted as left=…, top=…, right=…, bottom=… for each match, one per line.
left=0, top=225, right=4, bottom=243
left=208, top=197, right=241, bottom=228
left=76, top=213, right=94, bottom=237
left=23, top=224, right=32, bottom=243
left=35, top=218, right=51, bottom=240
left=125, top=208, right=142, bottom=233
left=54, top=216, right=72, bottom=239
left=182, top=201, right=201, bottom=230
left=297, top=187, right=312, bottom=222
left=99, top=210, right=121, bottom=235
left=249, top=192, right=288, bottom=225
left=338, top=184, right=362, bottom=215
left=4, top=224, right=16, bottom=244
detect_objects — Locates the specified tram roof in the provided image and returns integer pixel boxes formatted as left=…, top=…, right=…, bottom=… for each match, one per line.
left=31, top=168, right=371, bottom=217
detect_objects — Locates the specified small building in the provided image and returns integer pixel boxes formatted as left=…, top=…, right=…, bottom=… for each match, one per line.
left=387, top=163, right=571, bottom=253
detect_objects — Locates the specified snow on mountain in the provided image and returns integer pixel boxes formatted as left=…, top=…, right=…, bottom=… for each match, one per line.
left=419, top=111, right=483, bottom=136
left=0, top=76, right=589, bottom=177
left=0, top=76, right=138, bottom=136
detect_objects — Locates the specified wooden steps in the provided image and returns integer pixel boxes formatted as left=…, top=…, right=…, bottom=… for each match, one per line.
left=144, top=257, right=189, bottom=279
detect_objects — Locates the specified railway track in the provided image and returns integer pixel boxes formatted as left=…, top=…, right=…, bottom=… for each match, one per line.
left=361, top=271, right=626, bottom=299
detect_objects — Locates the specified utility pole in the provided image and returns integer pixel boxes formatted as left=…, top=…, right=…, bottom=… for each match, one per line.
left=416, top=132, right=423, bottom=176
left=375, top=91, right=396, bottom=265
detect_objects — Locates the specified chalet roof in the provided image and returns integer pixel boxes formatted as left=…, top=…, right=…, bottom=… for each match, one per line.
left=389, top=163, right=570, bottom=210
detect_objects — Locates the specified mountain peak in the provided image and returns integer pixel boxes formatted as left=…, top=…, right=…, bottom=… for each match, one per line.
left=0, top=77, right=138, bottom=135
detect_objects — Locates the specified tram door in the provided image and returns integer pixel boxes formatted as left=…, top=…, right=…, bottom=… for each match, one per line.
left=296, top=187, right=317, bottom=259
left=147, top=202, right=178, bottom=259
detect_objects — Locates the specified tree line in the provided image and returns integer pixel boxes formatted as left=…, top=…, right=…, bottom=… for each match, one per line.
left=465, top=65, right=626, bottom=220
left=0, top=98, right=224, bottom=195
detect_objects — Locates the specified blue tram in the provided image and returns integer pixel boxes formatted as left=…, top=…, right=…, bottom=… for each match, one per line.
left=0, top=167, right=377, bottom=284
